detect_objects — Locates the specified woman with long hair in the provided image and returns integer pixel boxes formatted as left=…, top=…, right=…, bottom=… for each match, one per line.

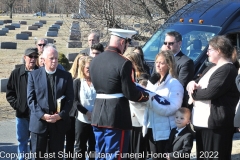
left=144, top=50, right=184, bottom=160
left=73, top=56, right=96, bottom=160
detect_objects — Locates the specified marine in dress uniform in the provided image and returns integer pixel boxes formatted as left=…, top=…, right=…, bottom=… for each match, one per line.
left=89, top=29, right=149, bottom=160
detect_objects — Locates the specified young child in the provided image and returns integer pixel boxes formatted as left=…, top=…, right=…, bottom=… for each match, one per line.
left=165, top=108, right=193, bottom=160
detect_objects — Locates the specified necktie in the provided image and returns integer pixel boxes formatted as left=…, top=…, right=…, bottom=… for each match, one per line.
left=175, top=129, right=179, bottom=137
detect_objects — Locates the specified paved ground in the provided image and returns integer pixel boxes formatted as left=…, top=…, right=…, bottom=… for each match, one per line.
left=0, top=118, right=240, bottom=160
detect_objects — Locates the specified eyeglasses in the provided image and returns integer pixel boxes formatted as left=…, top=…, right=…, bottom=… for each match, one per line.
left=207, top=48, right=215, bottom=52
left=38, top=44, right=46, bottom=47
left=163, top=42, right=175, bottom=46
left=28, top=55, right=39, bottom=59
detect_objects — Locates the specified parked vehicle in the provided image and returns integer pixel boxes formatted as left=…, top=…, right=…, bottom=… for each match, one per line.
left=33, top=12, right=46, bottom=16
left=142, top=0, right=240, bottom=78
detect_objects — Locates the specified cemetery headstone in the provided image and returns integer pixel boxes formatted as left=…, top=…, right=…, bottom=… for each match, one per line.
left=16, top=33, right=29, bottom=40
left=5, top=25, right=15, bottom=30
left=28, top=26, right=38, bottom=30
left=0, top=30, right=7, bottom=36
left=67, top=41, right=82, bottom=48
left=0, top=42, right=17, bottom=49
left=45, top=31, right=58, bottom=37
left=0, top=78, right=9, bottom=92
left=67, top=53, right=79, bottom=61
left=21, top=31, right=32, bottom=37
left=39, top=20, right=47, bottom=24
left=11, top=23, right=20, bottom=28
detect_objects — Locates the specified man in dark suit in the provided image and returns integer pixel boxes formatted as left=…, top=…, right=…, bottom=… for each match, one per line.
left=162, top=31, right=194, bottom=107
left=165, top=108, right=193, bottom=160
left=80, top=32, right=100, bottom=57
left=27, top=44, right=74, bottom=160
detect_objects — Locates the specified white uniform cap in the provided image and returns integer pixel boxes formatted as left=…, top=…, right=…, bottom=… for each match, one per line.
left=108, top=28, right=137, bottom=39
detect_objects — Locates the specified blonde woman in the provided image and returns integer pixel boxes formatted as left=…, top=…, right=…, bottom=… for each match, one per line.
left=66, top=53, right=86, bottom=159
left=69, top=53, right=86, bottom=79
left=73, top=56, right=96, bottom=160
left=144, top=50, right=184, bottom=160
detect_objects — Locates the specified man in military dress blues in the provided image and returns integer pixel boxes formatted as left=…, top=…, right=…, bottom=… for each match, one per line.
left=89, top=28, right=149, bottom=160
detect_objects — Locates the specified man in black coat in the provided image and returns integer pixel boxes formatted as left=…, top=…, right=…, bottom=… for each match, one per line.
left=90, top=28, right=149, bottom=160
left=6, top=47, right=39, bottom=160
left=27, top=45, right=73, bottom=160
left=162, top=31, right=194, bottom=108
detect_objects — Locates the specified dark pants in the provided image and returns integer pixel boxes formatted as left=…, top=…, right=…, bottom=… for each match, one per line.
left=74, top=119, right=95, bottom=160
left=30, top=123, right=65, bottom=160
left=195, top=127, right=234, bottom=160
left=65, top=117, right=76, bottom=160
left=146, top=128, right=168, bottom=160
left=93, top=126, right=130, bottom=160
left=129, top=126, right=147, bottom=160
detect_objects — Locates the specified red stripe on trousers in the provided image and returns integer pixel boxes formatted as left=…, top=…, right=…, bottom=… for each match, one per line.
left=118, top=130, right=125, bottom=160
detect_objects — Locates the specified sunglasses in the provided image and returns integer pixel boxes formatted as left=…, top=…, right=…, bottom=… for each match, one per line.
left=38, top=44, right=46, bottom=47
left=28, top=55, right=39, bottom=59
left=163, top=42, right=175, bottom=46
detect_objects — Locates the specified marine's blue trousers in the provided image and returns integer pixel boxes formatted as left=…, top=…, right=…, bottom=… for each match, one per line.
left=93, top=126, right=130, bottom=160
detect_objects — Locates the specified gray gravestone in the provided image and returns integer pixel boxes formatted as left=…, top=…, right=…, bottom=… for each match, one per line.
left=21, top=31, right=32, bottom=37
left=48, top=28, right=58, bottom=32
left=3, top=20, right=12, bottom=23
left=56, top=20, right=63, bottom=24
left=67, top=41, right=82, bottom=48
left=0, top=20, right=3, bottom=25
left=11, top=23, right=20, bottom=28
left=51, top=24, right=60, bottom=29
left=34, top=22, right=43, bottom=27
left=45, top=38, right=54, bottom=43
left=2, top=28, right=9, bottom=33
left=0, top=30, right=7, bottom=36
left=0, top=42, right=17, bottom=49
left=70, top=30, right=81, bottom=35
left=69, top=35, right=80, bottom=41
left=0, top=78, right=8, bottom=92
left=46, top=31, right=58, bottom=37
left=32, top=24, right=41, bottom=28
left=39, top=20, right=47, bottom=24
left=49, top=26, right=59, bottom=29
left=16, top=34, right=29, bottom=40
left=4, top=25, right=15, bottom=30
left=19, top=21, right=27, bottom=25
left=67, top=53, right=79, bottom=61
left=55, top=22, right=62, bottom=26
left=28, top=26, right=38, bottom=30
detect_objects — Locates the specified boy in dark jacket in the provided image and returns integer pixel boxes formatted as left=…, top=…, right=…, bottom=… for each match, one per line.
left=165, top=108, right=193, bottom=160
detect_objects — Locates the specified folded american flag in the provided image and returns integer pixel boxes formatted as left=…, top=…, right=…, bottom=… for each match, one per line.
left=136, top=83, right=170, bottom=105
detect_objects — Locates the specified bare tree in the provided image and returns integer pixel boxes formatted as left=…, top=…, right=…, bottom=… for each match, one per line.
left=31, top=0, right=47, bottom=16
left=60, top=0, right=193, bottom=43
left=2, top=0, right=16, bottom=18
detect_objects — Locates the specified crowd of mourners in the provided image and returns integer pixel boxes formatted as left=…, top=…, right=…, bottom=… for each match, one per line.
left=5, top=29, right=240, bottom=160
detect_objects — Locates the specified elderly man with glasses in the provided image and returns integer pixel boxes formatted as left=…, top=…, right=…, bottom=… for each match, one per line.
left=6, top=47, right=39, bottom=160
left=36, top=38, right=65, bottom=71
left=36, top=38, right=48, bottom=54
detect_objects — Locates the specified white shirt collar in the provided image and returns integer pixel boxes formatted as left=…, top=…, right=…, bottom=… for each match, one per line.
left=174, top=51, right=181, bottom=57
left=45, top=67, right=56, bottom=74
left=175, top=126, right=186, bottom=137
